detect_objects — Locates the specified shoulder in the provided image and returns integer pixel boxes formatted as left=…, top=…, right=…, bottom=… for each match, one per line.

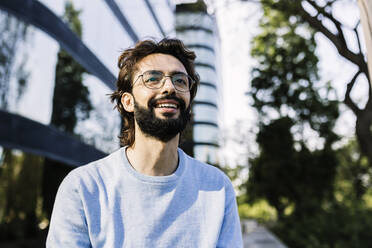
left=180, top=149, right=233, bottom=189
left=61, top=147, right=125, bottom=190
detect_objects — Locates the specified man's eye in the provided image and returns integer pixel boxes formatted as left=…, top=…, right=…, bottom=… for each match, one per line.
left=174, top=78, right=187, bottom=85
left=148, top=77, right=159, bottom=82
left=173, top=75, right=188, bottom=86
left=145, top=76, right=160, bottom=83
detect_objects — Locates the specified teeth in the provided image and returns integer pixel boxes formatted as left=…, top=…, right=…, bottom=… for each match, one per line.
left=157, top=103, right=177, bottom=108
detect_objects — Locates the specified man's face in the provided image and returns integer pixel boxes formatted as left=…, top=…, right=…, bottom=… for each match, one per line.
left=128, top=53, right=191, bottom=142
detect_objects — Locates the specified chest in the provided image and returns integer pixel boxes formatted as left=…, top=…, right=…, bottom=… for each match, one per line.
left=82, top=180, right=226, bottom=247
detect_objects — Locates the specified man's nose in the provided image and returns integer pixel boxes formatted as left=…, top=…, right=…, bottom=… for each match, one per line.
left=161, top=76, right=176, bottom=93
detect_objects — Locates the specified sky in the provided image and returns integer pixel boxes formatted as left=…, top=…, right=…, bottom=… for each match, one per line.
left=213, top=0, right=261, bottom=166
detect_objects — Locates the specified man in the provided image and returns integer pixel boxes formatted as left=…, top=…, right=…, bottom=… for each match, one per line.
left=47, top=38, right=243, bottom=247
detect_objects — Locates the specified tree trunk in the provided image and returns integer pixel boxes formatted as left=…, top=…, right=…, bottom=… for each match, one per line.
left=355, top=101, right=372, bottom=167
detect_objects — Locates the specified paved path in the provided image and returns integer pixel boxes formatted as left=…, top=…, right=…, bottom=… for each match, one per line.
left=242, top=220, right=287, bottom=248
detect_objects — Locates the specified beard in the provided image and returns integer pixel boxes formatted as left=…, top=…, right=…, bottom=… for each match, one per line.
left=133, top=94, right=191, bottom=142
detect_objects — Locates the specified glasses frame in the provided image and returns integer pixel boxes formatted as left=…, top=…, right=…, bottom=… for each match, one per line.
left=133, top=70, right=195, bottom=93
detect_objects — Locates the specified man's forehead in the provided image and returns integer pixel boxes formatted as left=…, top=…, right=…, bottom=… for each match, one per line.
left=136, top=53, right=187, bottom=73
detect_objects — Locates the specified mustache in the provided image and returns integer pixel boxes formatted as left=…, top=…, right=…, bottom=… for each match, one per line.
left=148, top=94, right=186, bottom=110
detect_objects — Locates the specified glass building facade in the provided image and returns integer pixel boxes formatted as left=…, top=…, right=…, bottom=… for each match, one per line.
left=0, top=0, right=176, bottom=160
left=0, top=0, right=222, bottom=164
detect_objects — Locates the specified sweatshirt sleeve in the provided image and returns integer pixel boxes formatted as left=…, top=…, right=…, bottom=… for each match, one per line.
left=46, top=170, right=91, bottom=248
left=217, top=175, right=243, bottom=248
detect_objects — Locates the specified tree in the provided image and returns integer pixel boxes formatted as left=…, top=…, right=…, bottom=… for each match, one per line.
left=246, top=0, right=339, bottom=213
left=244, top=0, right=372, bottom=168
left=247, top=118, right=338, bottom=219
left=335, top=139, right=371, bottom=201
left=50, top=2, right=92, bottom=133
left=246, top=0, right=339, bottom=203
left=42, top=1, right=92, bottom=220
left=249, top=0, right=339, bottom=137
left=244, top=1, right=372, bottom=247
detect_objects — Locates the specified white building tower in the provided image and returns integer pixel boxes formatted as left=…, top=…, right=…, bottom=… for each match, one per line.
left=176, top=1, right=222, bottom=164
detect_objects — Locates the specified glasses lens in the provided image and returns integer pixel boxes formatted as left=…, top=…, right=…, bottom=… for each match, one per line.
left=141, top=71, right=193, bottom=92
left=142, top=71, right=163, bottom=89
left=172, top=73, right=190, bottom=92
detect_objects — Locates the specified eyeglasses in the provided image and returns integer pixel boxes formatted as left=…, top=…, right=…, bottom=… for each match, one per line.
left=134, top=70, right=194, bottom=92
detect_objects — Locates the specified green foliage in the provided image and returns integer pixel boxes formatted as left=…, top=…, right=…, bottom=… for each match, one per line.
left=238, top=200, right=277, bottom=223
left=335, top=139, right=372, bottom=203
left=247, top=3, right=340, bottom=217
left=272, top=204, right=372, bottom=248
left=244, top=0, right=372, bottom=246
left=51, top=1, right=92, bottom=133
left=0, top=10, right=39, bottom=244
left=0, top=150, right=44, bottom=240
left=176, top=0, right=208, bottom=13
left=43, top=0, right=90, bottom=222
left=250, top=4, right=339, bottom=142
left=246, top=117, right=338, bottom=220
left=240, top=1, right=372, bottom=247
left=51, top=48, right=91, bottom=132
left=63, top=1, right=83, bottom=37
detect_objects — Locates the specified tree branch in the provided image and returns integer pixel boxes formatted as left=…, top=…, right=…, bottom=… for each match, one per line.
left=354, top=20, right=363, bottom=55
left=353, top=21, right=371, bottom=84
left=295, top=1, right=369, bottom=76
left=365, top=78, right=372, bottom=110
left=344, top=71, right=362, bottom=115
left=324, top=0, right=337, bottom=8
left=306, top=0, right=346, bottom=45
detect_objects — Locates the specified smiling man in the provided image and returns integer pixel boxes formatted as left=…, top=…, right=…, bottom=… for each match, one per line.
left=46, top=38, right=243, bottom=247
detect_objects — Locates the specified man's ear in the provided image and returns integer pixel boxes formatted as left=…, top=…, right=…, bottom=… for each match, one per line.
left=121, top=92, right=134, bottom=113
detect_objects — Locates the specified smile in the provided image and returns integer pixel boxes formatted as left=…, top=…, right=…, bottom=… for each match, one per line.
left=153, top=99, right=180, bottom=109
left=156, top=103, right=178, bottom=109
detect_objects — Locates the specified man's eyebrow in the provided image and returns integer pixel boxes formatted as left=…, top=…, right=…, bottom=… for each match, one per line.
left=169, top=70, right=187, bottom=75
left=144, top=70, right=186, bottom=75
left=146, top=70, right=162, bottom=74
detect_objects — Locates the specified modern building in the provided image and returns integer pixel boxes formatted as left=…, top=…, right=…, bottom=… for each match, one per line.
left=176, top=1, right=222, bottom=165
left=0, top=0, right=222, bottom=164
left=0, top=0, right=176, bottom=162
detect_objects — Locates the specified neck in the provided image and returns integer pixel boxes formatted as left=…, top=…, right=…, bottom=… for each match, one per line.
left=126, top=125, right=180, bottom=176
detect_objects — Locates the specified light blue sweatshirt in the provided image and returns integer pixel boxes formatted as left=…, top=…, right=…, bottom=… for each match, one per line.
left=47, top=147, right=243, bottom=247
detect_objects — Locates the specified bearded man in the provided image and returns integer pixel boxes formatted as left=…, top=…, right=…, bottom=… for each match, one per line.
left=46, top=38, right=243, bottom=247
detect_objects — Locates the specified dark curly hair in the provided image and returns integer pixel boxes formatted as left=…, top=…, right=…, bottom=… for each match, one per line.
left=110, top=38, right=200, bottom=147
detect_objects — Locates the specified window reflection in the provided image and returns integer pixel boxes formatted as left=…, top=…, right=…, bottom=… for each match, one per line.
left=177, top=30, right=215, bottom=47
left=193, top=105, right=218, bottom=124
left=193, top=125, right=219, bottom=143
left=176, top=14, right=214, bottom=29
left=194, top=145, right=219, bottom=165
left=194, top=85, right=218, bottom=105
left=196, top=66, right=216, bottom=83
left=195, top=49, right=215, bottom=65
